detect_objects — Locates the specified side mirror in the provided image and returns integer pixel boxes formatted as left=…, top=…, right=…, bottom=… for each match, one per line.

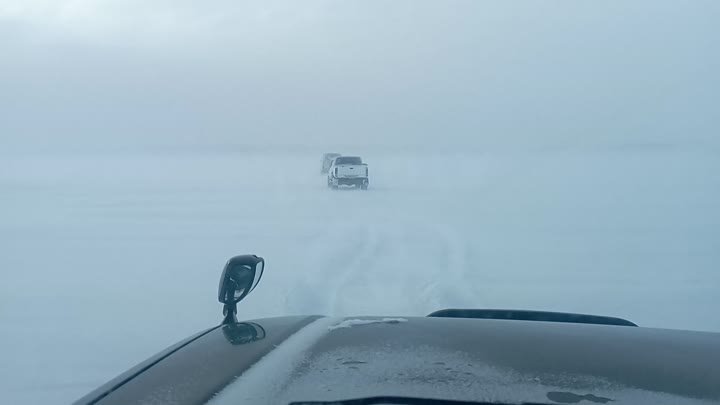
left=218, top=255, right=264, bottom=324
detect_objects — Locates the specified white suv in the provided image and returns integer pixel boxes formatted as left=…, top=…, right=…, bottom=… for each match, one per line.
left=327, top=156, right=369, bottom=190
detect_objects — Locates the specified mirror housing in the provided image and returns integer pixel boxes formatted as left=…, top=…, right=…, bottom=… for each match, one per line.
left=218, top=255, right=264, bottom=324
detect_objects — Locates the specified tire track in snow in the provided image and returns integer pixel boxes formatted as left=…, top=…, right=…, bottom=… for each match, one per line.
left=328, top=222, right=454, bottom=316
left=329, top=221, right=455, bottom=316
left=414, top=224, right=467, bottom=312
left=329, top=225, right=380, bottom=315
left=429, top=224, right=480, bottom=309
left=283, top=222, right=476, bottom=316
left=282, top=224, right=379, bottom=316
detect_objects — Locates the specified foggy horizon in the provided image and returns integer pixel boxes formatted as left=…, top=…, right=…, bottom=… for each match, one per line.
left=3, top=0, right=718, bottom=152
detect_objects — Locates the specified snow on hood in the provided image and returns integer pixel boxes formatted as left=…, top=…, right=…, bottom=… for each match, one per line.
left=328, top=318, right=408, bottom=331
left=208, top=317, right=716, bottom=405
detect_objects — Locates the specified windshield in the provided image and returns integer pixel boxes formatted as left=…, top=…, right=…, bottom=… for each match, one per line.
left=335, top=157, right=363, bottom=165
left=2, top=1, right=718, bottom=405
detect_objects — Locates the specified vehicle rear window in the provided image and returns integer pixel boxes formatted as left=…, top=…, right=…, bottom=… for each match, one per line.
left=335, top=157, right=362, bottom=165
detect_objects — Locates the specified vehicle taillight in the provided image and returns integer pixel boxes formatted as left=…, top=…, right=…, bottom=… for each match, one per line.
left=334, top=167, right=338, bottom=176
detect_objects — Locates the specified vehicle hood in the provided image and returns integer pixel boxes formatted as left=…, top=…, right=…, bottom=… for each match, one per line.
left=84, top=316, right=720, bottom=405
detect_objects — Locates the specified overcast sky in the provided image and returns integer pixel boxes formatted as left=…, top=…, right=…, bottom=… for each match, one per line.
left=1, top=0, right=718, bottom=152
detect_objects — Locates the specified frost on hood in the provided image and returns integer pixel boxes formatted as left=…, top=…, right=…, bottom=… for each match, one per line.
left=328, top=318, right=408, bottom=331
left=210, top=335, right=717, bottom=405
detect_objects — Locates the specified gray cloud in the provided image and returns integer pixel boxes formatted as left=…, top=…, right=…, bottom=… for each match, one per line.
left=1, top=0, right=718, bottom=152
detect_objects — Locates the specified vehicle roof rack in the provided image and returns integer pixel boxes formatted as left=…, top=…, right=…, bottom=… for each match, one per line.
left=427, top=309, right=637, bottom=327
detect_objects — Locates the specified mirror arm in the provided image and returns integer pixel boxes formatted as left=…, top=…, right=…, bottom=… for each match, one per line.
left=222, top=302, right=238, bottom=325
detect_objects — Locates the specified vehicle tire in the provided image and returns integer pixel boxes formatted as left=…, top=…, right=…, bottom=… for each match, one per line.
left=361, top=182, right=368, bottom=190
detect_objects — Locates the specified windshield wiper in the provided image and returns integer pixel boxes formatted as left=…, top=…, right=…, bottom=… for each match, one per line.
left=289, top=396, right=549, bottom=405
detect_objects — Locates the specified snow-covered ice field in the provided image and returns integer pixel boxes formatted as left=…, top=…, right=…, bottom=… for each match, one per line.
left=1, top=146, right=719, bottom=404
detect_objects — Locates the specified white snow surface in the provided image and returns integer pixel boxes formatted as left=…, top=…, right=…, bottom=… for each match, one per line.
left=1, top=147, right=719, bottom=404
